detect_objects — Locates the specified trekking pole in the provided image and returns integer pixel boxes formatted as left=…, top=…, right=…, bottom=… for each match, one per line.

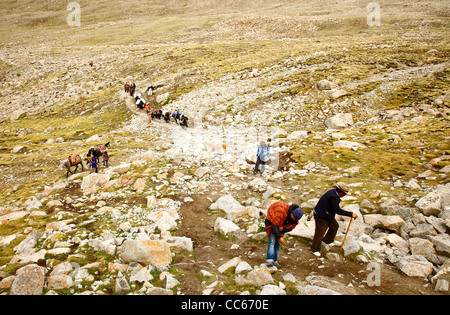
left=339, top=217, right=353, bottom=255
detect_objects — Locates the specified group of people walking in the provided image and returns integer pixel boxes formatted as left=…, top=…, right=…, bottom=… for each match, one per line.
left=124, top=81, right=356, bottom=271
left=124, top=82, right=190, bottom=128
left=251, top=141, right=358, bottom=267
left=86, top=142, right=110, bottom=173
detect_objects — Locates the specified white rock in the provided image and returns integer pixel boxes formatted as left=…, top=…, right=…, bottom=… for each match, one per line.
left=218, top=257, right=242, bottom=273
left=81, top=173, right=111, bottom=194
left=333, top=140, right=366, bottom=149
left=397, top=255, right=433, bottom=278
left=259, top=284, right=286, bottom=295
left=120, top=239, right=172, bottom=268
left=210, top=195, right=244, bottom=218
left=214, top=217, right=240, bottom=236
left=415, top=184, right=450, bottom=216
left=326, top=113, right=353, bottom=129
left=287, top=130, right=309, bottom=140
left=235, top=261, right=253, bottom=274
left=363, top=214, right=405, bottom=232
left=299, top=285, right=341, bottom=295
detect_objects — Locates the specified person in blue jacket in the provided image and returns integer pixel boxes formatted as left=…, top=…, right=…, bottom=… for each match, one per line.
left=254, top=141, right=270, bottom=174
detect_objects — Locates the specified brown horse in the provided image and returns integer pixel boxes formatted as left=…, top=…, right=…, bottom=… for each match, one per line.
left=60, top=154, right=84, bottom=177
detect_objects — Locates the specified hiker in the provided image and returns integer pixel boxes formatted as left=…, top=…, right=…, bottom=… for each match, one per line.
left=164, top=111, right=171, bottom=123
left=265, top=201, right=303, bottom=268
left=176, top=111, right=183, bottom=124
left=180, top=115, right=189, bottom=129
left=145, top=104, right=152, bottom=123
left=87, top=146, right=96, bottom=158
left=254, top=141, right=270, bottom=174
left=124, top=82, right=130, bottom=93
left=137, top=98, right=145, bottom=109
left=98, top=142, right=110, bottom=167
left=311, top=182, right=358, bottom=256
left=147, top=86, right=155, bottom=96
left=87, top=154, right=98, bottom=173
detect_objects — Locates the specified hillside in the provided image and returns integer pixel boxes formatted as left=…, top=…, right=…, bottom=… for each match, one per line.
left=0, top=0, right=449, bottom=296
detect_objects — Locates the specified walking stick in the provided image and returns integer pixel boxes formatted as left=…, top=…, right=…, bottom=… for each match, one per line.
left=339, top=217, right=353, bottom=255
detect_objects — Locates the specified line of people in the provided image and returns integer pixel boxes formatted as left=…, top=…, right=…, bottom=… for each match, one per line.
left=125, top=82, right=189, bottom=129
left=148, top=109, right=189, bottom=129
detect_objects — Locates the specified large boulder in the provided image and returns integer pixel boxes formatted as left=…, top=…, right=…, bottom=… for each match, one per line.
left=289, top=222, right=315, bottom=241
left=317, top=79, right=339, bottom=91
left=214, top=217, right=240, bottom=236
left=46, top=274, right=73, bottom=290
left=326, top=113, right=354, bottom=129
left=81, top=173, right=111, bottom=194
left=120, top=240, right=172, bottom=268
left=235, top=265, right=274, bottom=287
left=147, top=207, right=180, bottom=232
left=210, top=195, right=243, bottom=212
left=333, top=140, right=366, bottom=149
left=287, top=130, right=309, bottom=140
left=10, top=264, right=46, bottom=295
left=10, top=109, right=26, bottom=122
left=363, top=214, right=405, bottom=232
left=429, top=235, right=450, bottom=257
left=415, top=184, right=450, bottom=216
left=409, top=238, right=438, bottom=262
left=397, top=255, right=433, bottom=278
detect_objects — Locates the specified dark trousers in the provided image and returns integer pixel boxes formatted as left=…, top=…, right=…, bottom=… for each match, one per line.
left=254, top=157, right=266, bottom=173
left=311, top=213, right=339, bottom=252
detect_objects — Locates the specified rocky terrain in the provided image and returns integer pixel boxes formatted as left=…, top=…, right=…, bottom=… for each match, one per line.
left=0, top=0, right=449, bottom=295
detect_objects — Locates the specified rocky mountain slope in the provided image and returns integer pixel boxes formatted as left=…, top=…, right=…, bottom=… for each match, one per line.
left=0, top=0, right=449, bottom=295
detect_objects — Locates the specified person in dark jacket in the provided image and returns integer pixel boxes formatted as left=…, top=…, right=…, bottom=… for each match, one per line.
left=265, top=202, right=303, bottom=268
left=311, top=182, right=358, bottom=256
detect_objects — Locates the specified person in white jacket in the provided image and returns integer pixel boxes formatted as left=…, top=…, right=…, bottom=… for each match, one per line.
left=254, top=141, right=270, bottom=174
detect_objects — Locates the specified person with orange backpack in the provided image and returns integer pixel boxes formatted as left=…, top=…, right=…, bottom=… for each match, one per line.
left=144, top=104, right=151, bottom=123
left=265, top=202, right=303, bottom=268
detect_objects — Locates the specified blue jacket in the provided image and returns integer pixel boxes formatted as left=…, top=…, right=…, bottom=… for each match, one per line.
left=90, top=156, right=98, bottom=168
left=256, top=144, right=270, bottom=163
left=314, top=189, right=352, bottom=221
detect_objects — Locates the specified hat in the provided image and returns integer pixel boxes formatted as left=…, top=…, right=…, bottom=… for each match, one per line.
left=289, top=204, right=303, bottom=220
left=336, top=182, right=350, bottom=195
left=292, top=208, right=303, bottom=221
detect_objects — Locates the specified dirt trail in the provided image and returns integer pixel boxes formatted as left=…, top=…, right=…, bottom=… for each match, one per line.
left=121, top=90, right=443, bottom=296
left=172, top=191, right=441, bottom=295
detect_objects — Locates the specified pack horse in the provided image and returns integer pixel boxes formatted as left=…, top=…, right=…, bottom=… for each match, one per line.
left=60, top=154, right=84, bottom=177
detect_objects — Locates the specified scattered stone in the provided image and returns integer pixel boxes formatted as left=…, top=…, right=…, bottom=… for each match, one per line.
left=10, top=264, right=46, bottom=295
left=397, top=255, right=434, bottom=278
left=120, top=240, right=172, bottom=268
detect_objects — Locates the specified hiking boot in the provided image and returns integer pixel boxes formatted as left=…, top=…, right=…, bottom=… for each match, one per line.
left=312, top=251, right=321, bottom=257
left=265, top=261, right=274, bottom=267
left=273, top=261, right=282, bottom=269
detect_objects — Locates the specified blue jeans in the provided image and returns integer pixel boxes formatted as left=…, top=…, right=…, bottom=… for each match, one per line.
left=266, top=234, right=281, bottom=263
